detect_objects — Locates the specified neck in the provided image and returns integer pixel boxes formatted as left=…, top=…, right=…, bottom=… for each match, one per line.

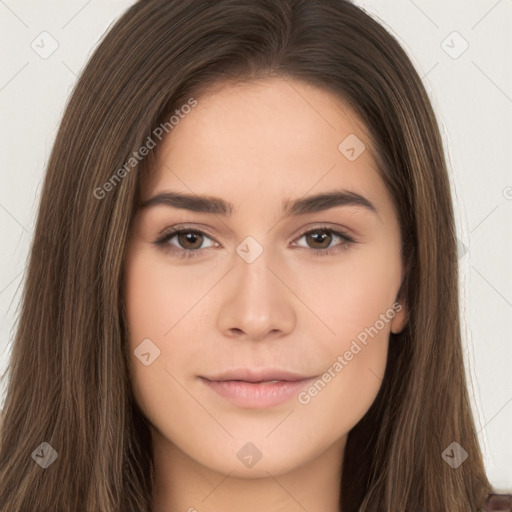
left=150, top=428, right=345, bottom=512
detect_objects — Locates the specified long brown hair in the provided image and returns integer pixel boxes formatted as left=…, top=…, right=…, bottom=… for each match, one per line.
left=0, top=0, right=495, bottom=510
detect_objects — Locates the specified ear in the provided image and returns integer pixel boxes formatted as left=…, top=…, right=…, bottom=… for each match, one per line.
left=390, top=300, right=408, bottom=334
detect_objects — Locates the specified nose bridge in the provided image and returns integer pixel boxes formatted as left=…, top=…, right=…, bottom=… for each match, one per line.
left=234, top=235, right=281, bottom=308
left=216, top=233, right=296, bottom=340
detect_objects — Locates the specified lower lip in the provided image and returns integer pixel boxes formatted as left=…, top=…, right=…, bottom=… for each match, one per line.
left=199, top=377, right=317, bottom=409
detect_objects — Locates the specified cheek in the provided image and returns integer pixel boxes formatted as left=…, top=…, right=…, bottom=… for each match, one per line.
left=295, top=268, right=392, bottom=437
left=125, top=255, right=159, bottom=336
left=295, top=238, right=401, bottom=347
left=291, top=243, right=398, bottom=418
left=125, top=247, right=212, bottom=342
left=125, top=254, right=214, bottom=451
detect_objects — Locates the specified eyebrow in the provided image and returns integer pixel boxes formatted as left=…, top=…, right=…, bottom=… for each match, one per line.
left=139, top=189, right=378, bottom=218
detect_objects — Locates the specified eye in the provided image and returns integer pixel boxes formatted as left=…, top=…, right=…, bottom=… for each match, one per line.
left=292, top=226, right=356, bottom=256
left=152, top=225, right=356, bottom=259
left=153, top=227, right=217, bottom=258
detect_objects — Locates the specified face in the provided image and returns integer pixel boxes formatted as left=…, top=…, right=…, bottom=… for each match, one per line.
left=124, top=77, right=407, bottom=479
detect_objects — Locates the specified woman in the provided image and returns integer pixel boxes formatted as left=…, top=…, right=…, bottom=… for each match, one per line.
left=0, top=0, right=509, bottom=510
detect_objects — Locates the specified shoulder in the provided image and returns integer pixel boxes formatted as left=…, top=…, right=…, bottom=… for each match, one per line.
left=483, top=494, right=512, bottom=511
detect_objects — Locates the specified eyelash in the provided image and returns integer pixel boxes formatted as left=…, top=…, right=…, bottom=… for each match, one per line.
left=152, top=225, right=356, bottom=259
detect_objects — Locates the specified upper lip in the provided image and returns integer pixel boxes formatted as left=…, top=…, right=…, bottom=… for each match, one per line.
left=201, top=368, right=315, bottom=383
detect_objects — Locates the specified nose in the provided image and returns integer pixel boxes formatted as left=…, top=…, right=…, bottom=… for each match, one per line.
left=216, top=247, right=297, bottom=342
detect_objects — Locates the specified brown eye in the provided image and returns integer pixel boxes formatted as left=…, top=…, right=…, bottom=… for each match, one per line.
left=176, top=231, right=204, bottom=250
left=154, top=225, right=355, bottom=259
left=305, top=230, right=333, bottom=249
left=293, top=227, right=355, bottom=257
left=153, top=228, right=216, bottom=258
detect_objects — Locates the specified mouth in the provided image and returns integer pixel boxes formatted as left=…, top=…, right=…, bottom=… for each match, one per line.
left=198, top=368, right=318, bottom=409
left=201, top=368, right=315, bottom=383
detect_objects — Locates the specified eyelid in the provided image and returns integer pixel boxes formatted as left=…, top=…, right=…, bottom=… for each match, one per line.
left=154, top=224, right=219, bottom=244
left=291, top=223, right=356, bottom=242
left=156, top=222, right=355, bottom=241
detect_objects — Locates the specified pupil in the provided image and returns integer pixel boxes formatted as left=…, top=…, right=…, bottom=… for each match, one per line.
left=310, top=231, right=330, bottom=248
left=180, top=232, right=201, bottom=249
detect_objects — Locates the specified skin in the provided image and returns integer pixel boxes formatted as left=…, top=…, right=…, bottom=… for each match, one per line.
left=124, top=77, right=408, bottom=512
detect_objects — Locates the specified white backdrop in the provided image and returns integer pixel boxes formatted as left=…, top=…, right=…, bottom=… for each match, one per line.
left=0, top=0, right=511, bottom=491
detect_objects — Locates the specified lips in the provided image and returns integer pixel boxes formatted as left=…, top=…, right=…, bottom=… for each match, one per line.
left=201, top=368, right=314, bottom=383
left=198, top=368, right=318, bottom=409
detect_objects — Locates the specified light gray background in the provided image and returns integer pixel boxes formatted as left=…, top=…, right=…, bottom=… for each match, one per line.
left=0, top=0, right=511, bottom=491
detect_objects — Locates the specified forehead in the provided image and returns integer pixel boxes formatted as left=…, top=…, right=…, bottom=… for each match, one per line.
left=142, top=77, right=392, bottom=219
